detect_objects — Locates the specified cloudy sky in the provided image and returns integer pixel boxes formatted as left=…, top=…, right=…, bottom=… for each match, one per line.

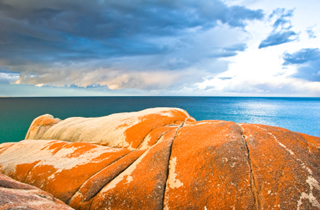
left=0, top=0, right=319, bottom=96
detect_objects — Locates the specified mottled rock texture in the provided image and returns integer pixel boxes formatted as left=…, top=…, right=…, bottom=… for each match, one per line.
left=25, top=114, right=61, bottom=140
left=25, top=108, right=194, bottom=150
left=0, top=173, right=73, bottom=209
left=0, top=107, right=319, bottom=210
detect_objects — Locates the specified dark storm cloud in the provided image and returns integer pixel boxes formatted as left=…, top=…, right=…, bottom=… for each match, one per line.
left=0, top=0, right=263, bottom=61
left=259, top=8, right=298, bottom=49
left=283, top=48, right=320, bottom=81
left=0, top=0, right=264, bottom=90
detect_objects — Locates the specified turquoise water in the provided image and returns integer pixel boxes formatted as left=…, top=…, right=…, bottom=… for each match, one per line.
left=0, top=97, right=319, bottom=143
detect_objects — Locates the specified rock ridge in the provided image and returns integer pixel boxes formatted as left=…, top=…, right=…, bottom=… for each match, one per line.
left=0, top=107, right=319, bottom=209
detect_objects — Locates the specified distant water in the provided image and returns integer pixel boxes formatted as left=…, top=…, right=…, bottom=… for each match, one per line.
left=0, top=97, right=319, bottom=143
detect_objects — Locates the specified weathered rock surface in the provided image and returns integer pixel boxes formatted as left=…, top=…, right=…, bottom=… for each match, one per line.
left=25, top=114, right=61, bottom=140
left=0, top=140, right=132, bottom=204
left=164, top=121, right=255, bottom=209
left=0, top=107, right=320, bottom=209
left=0, top=173, right=73, bottom=209
left=25, top=107, right=194, bottom=150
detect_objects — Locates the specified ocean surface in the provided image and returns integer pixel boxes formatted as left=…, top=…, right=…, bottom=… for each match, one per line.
left=0, top=97, right=319, bottom=143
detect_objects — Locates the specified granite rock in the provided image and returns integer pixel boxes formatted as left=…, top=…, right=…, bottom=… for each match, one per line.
left=0, top=173, right=73, bottom=210
left=0, top=108, right=320, bottom=209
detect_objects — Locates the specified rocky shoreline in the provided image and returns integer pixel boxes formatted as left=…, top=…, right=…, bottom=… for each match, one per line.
left=0, top=108, right=319, bottom=209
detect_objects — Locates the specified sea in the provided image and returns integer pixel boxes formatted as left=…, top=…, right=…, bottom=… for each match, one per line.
left=0, top=97, right=319, bottom=144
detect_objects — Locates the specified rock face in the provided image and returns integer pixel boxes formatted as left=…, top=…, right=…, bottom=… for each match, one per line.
left=0, top=107, right=320, bottom=209
left=25, top=114, right=61, bottom=140
left=0, top=173, right=73, bottom=209
left=25, top=108, right=194, bottom=150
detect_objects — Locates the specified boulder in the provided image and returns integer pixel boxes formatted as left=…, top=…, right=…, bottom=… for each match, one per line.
left=0, top=173, right=73, bottom=209
left=25, top=114, right=61, bottom=140
left=25, top=108, right=194, bottom=150
left=0, top=108, right=319, bottom=209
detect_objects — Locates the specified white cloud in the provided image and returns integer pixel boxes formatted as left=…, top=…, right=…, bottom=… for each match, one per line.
left=196, top=0, right=320, bottom=96
left=0, top=72, right=20, bottom=83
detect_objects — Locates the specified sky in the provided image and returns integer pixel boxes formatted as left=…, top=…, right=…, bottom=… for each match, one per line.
left=0, top=0, right=320, bottom=97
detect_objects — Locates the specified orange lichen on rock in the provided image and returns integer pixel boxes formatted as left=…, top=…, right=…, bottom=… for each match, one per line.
left=297, top=132, right=320, bottom=148
left=69, top=150, right=145, bottom=210
left=0, top=108, right=319, bottom=210
left=164, top=121, right=255, bottom=209
left=0, top=143, right=14, bottom=155
left=0, top=140, right=133, bottom=203
left=33, top=108, right=193, bottom=150
left=138, top=126, right=177, bottom=150
left=90, top=129, right=178, bottom=210
left=25, top=114, right=61, bottom=140
left=121, top=109, right=192, bottom=149
left=0, top=140, right=68, bottom=182
left=0, top=173, right=73, bottom=209
left=240, top=123, right=320, bottom=209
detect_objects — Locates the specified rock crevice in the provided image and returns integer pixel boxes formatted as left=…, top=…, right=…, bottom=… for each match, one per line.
left=242, top=132, right=260, bottom=210
left=0, top=108, right=319, bottom=210
left=161, top=120, right=186, bottom=209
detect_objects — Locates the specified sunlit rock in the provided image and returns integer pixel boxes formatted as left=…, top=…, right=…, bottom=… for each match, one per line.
left=0, top=173, right=73, bottom=209
left=0, top=108, right=319, bottom=209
